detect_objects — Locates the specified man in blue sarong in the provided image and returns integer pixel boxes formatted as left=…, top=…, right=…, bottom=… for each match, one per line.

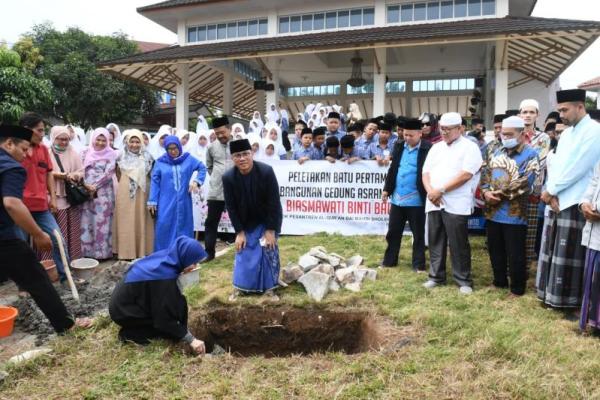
left=222, top=139, right=282, bottom=301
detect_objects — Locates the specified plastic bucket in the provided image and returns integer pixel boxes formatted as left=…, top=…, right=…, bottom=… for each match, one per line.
left=70, top=258, right=100, bottom=280
left=0, top=306, right=18, bottom=338
left=41, top=260, right=58, bottom=282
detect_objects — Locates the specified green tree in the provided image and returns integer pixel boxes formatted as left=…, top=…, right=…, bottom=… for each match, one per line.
left=22, top=23, right=157, bottom=129
left=0, top=46, right=52, bottom=124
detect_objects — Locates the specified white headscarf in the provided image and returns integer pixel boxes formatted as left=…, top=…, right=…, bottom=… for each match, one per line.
left=296, top=113, right=305, bottom=123
left=118, top=129, right=153, bottom=195
left=176, top=129, right=196, bottom=149
left=196, top=115, right=209, bottom=133
left=264, top=122, right=286, bottom=157
left=106, top=123, right=122, bottom=149
left=249, top=111, right=264, bottom=136
left=186, top=130, right=209, bottom=165
left=280, top=108, right=289, bottom=124
left=266, top=103, right=280, bottom=125
left=256, top=138, right=280, bottom=161
left=231, top=123, right=247, bottom=140
left=66, top=125, right=86, bottom=153
left=147, top=125, right=172, bottom=160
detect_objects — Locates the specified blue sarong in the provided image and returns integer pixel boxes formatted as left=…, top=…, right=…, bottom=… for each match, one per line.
left=232, top=224, right=280, bottom=293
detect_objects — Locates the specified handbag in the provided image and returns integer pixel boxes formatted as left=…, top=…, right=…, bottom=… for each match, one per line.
left=52, top=152, right=90, bottom=206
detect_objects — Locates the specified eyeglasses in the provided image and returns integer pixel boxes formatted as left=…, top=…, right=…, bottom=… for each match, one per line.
left=232, top=151, right=252, bottom=160
left=440, top=125, right=460, bottom=132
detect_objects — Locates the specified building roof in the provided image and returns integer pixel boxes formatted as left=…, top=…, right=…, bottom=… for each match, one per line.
left=578, top=76, right=600, bottom=91
left=137, top=0, right=230, bottom=12
left=98, top=16, right=600, bottom=119
left=134, top=40, right=171, bottom=53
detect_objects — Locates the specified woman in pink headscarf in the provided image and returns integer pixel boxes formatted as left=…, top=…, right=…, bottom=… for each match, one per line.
left=80, top=128, right=118, bottom=260
left=39, top=126, right=85, bottom=262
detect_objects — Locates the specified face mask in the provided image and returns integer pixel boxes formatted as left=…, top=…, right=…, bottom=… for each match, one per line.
left=502, top=138, right=518, bottom=149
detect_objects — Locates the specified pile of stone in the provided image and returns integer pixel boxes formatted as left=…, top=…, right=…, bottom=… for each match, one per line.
left=280, top=246, right=377, bottom=301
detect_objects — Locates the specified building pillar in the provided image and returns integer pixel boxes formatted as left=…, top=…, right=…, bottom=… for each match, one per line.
left=484, top=43, right=494, bottom=124
left=176, top=63, right=190, bottom=131
left=373, top=48, right=387, bottom=117
left=374, top=0, right=386, bottom=25
left=494, top=40, right=508, bottom=115
left=222, top=70, right=233, bottom=115
left=265, top=59, right=280, bottom=117
left=405, top=80, right=413, bottom=117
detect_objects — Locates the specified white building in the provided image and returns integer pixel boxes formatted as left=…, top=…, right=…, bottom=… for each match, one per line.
left=99, top=0, right=600, bottom=129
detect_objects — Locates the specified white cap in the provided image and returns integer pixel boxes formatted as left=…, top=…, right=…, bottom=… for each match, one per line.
left=439, top=112, right=462, bottom=126
left=502, top=116, right=525, bottom=129
left=519, top=99, right=539, bottom=111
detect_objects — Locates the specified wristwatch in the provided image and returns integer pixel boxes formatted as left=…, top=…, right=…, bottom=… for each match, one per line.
left=439, top=187, right=446, bottom=194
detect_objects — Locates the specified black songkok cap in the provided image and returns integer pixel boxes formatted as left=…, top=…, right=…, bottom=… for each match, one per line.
left=556, top=89, right=586, bottom=104
left=546, top=111, right=560, bottom=121
left=383, top=112, right=397, bottom=126
left=300, top=127, right=313, bottom=137
left=367, top=118, right=380, bottom=126
left=378, top=122, right=392, bottom=132
left=347, top=122, right=364, bottom=133
left=544, top=122, right=556, bottom=132
left=471, top=118, right=484, bottom=125
left=296, top=120, right=308, bottom=127
left=325, top=136, right=339, bottom=148
left=312, top=127, right=327, bottom=137
left=461, top=118, right=467, bottom=126
left=493, top=114, right=508, bottom=124
left=0, top=125, right=33, bottom=141
left=229, top=139, right=251, bottom=154
left=505, top=109, right=519, bottom=117
left=211, top=115, right=230, bottom=129
left=340, top=134, right=355, bottom=149
left=588, top=109, right=600, bottom=121
left=397, top=116, right=408, bottom=128
left=403, top=118, right=422, bottom=131
left=327, top=111, right=341, bottom=120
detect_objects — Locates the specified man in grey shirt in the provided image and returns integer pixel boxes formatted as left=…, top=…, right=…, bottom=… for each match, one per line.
left=204, top=116, right=233, bottom=261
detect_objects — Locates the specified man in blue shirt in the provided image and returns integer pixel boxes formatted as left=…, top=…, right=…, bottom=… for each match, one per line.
left=381, top=118, right=431, bottom=271
left=538, top=89, right=600, bottom=309
left=325, top=111, right=345, bottom=141
left=480, top=116, right=539, bottom=296
left=0, top=125, right=91, bottom=333
left=293, top=128, right=318, bottom=164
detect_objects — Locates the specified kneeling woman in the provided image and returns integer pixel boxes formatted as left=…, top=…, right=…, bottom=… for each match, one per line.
left=109, top=236, right=207, bottom=356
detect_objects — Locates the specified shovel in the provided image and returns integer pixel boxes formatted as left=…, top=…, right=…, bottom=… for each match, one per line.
left=53, top=229, right=80, bottom=303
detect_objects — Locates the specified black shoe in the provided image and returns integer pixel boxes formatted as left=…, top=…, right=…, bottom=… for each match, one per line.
left=201, top=255, right=215, bottom=263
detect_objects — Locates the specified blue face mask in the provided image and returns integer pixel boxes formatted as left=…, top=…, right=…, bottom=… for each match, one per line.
left=502, top=138, right=519, bottom=149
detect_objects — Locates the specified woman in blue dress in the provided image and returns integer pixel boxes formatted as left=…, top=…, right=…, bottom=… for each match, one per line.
left=147, top=136, right=206, bottom=251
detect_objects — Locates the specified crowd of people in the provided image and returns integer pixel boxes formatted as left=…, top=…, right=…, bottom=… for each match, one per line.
left=1, top=86, right=600, bottom=356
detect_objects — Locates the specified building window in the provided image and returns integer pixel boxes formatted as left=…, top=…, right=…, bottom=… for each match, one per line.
left=287, top=84, right=341, bottom=97
left=387, top=0, right=495, bottom=23
left=234, top=60, right=262, bottom=81
left=412, top=77, right=475, bottom=92
left=279, top=8, right=375, bottom=34
left=187, top=17, right=269, bottom=43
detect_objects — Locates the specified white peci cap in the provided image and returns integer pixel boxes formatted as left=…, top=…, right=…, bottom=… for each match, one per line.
left=501, top=116, right=525, bottom=129
left=439, top=112, right=462, bottom=126
left=519, top=99, right=539, bottom=111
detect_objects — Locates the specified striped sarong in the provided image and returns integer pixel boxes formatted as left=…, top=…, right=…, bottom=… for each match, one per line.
left=38, top=206, right=82, bottom=262
left=536, top=205, right=586, bottom=308
left=525, top=199, right=541, bottom=263
left=579, top=248, right=600, bottom=331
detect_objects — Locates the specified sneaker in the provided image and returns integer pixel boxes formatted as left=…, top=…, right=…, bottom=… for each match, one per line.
left=423, top=280, right=439, bottom=289
left=459, top=286, right=473, bottom=295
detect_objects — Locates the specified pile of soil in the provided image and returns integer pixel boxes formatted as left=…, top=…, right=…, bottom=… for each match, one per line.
left=14, top=261, right=130, bottom=344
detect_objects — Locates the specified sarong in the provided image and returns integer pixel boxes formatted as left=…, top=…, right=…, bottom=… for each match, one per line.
left=232, top=224, right=280, bottom=293
left=536, top=205, right=586, bottom=308
left=579, top=248, right=600, bottom=331
left=525, top=199, right=540, bottom=263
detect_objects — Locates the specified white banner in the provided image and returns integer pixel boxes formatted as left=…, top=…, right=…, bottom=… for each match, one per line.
left=270, top=160, right=391, bottom=235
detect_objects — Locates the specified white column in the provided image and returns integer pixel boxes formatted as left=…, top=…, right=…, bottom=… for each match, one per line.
left=484, top=43, right=494, bottom=124
left=374, top=0, right=386, bottom=25
left=373, top=48, right=387, bottom=117
left=494, top=40, right=508, bottom=115
left=222, top=70, right=233, bottom=115
left=405, top=80, right=413, bottom=117
left=496, top=0, right=509, bottom=17
left=596, top=90, right=600, bottom=110
left=267, top=9, right=278, bottom=37
left=176, top=63, right=190, bottom=131
left=265, top=59, right=280, bottom=116
left=177, top=20, right=187, bottom=45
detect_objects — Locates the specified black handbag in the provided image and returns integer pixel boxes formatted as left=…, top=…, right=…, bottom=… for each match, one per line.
left=52, top=152, right=90, bottom=206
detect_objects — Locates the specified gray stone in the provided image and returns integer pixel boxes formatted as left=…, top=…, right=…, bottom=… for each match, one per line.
left=358, top=268, right=377, bottom=281
left=346, top=255, right=364, bottom=268
left=281, top=264, right=304, bottom=284
left=335, top=267, right=356, bottom=284
left=308, top=247, right=330, bottom=261
left=298, top=271, right=331, bottom=301
left=8, top=347, right=52, bottom=365
left=328, top=279, right=341, bottom=292
left=313, top=264, right=335, bottom=276
left=0, top=370, right=8, bottom=383
left=353, top=269, right=368, bottom=283
left=327, top=256, right=341, bottom=268
left=344, top=281, right=362, bottom=292
left=329, top=252, right=346, bottom=261
left=298, top=254, right=320, bottom=272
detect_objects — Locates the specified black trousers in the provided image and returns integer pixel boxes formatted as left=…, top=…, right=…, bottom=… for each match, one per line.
left=0, top=239, right=74, bottom=333
left=204, top=200, right=225, bottom=257
left=382, top=205, right=426, bottom=270
left=486, top=220, right=528, bottom=295
left=115, top=318, right=174, bottom=345
left=428, top=210, right=472, bottom=287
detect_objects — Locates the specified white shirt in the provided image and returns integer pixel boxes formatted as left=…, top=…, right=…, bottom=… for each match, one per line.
left=422, top=136, right=483, bottom=215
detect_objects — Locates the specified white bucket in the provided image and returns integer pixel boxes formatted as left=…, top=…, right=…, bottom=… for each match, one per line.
left=70, top=258, right=100, bottom=280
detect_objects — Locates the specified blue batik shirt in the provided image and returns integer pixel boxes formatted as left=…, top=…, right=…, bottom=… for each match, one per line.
left=367, top=141, right=394, bottom=160
left=327, top=129, right=346, bottom=142
left=356, top=134, right=378, bottom=158
left=391, top=142, right=423, bottom=207
left=293, top=146, right=319, bottom=160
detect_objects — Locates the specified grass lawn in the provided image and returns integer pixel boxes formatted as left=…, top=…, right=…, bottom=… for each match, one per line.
left=2, top=233, right=600, bottom=399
